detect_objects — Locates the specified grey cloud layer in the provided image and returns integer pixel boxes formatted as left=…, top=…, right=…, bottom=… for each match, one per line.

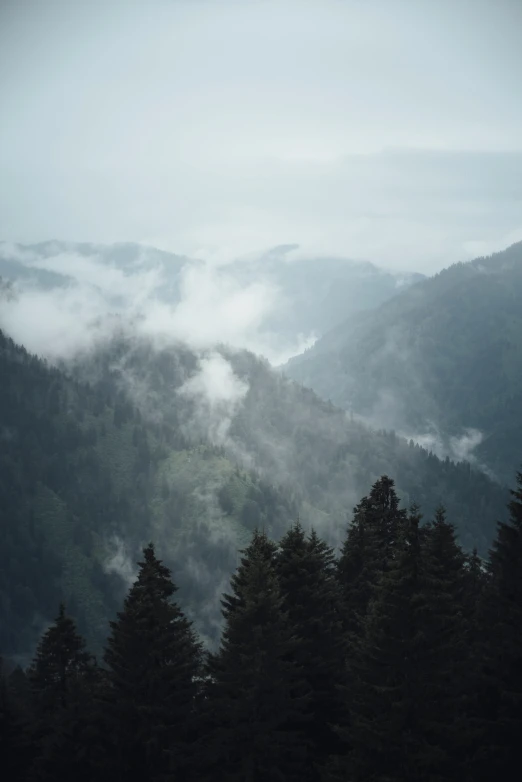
left=1, top=0, right=521, bottom=271
left=0, top=244, right=314, bottom=364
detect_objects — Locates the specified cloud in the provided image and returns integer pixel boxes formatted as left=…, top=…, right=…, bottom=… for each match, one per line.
left=0, top=242, right=40, bottom=265
left=103, top=535, right=137, bottom=586
left=177, top=352, right=249, bottom=447
left=31, top=250, right=164, bottom=303
left=1, top=1, right=521, bottom=272
left=397, top=424, right=496, bottom=477
left=449, top=428, right=484, bottom=463
left=0, top=243, right=317, bottom=365
left=139, top=260, right=276, bottom=350
left=0, top=282, right=112, bottom=360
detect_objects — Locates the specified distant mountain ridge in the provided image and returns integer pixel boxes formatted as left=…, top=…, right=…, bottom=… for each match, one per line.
left=0, top=239, right=425, bottom=346
left=286, top=241, right=522, bottom=481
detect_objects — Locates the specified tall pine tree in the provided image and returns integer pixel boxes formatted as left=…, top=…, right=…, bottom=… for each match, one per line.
left=335, top=505, right=466, bottom=782
left=27, top=603, right=99, bottom=781
left=102, top=543, right=203, bottom=782
left=0, top=658, right=28, bottom=782
left=337, top=475, right=407, bottom=639
left=477, top=471, right=522, bottom=779
left=276, top=524, right=345, bottom=779
left=205, top=530, right=309, bottom=781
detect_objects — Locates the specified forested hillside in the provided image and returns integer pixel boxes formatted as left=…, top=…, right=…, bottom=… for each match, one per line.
left=68, top=332, right=508, bottom=552
left=2, top=474, right=521, bottom=781
left=287, top=241, right=522, bottom=481
left=0, top=324, right=512, bottom=662
left=0, top=329, right=296, bottom=659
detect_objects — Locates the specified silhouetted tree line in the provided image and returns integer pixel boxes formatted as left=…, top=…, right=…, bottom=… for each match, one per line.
left=1, top=472, right=521, bottom=781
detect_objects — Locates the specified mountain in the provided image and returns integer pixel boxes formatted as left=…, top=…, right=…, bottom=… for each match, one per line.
left=0, top=328, right=298, bottom=661
left=0, top=323, right=511, bottom=661
left=224, top=244, right=425, bottom=338
left=0, top=245, right=512, bottom=663
left=0, top=240, right=424, bottom=348
left=286, top=241, right=522, bottom=481
left=67, top=330, right=508, bottom=549
left=0, top=240, right=188, bottom=302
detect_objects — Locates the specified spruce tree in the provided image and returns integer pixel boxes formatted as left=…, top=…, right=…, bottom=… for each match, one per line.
left=421, top=507, right=469, bottom=780
left=337, top=507, right=465, bottom=782
left=0, top=658, right=27, bottom=782
left=459, top=547, right=490, bottom=780
left=28, top=604, right=94, bottom=710
left=276, top=524, right=345, bottom=779
left=477, top=471, right=522, bottom=779
left=331, top=477, right=408, bottom=776
left=205, top=530, right=308, bottom=781
left=221, top=528, right=278, bottom=621
left=27, top=603, right=99, bottom=781
left=102, top=543, right=203, bottom=782
left=337, top=475, right=407, bottom=638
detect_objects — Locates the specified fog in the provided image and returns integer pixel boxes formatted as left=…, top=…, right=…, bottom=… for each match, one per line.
left=1, top=0, right=521, bottom=271
left=0, top=243, right=315, bottom=364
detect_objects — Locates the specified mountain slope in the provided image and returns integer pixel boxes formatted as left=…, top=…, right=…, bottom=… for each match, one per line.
left=0, top=329, right=296, bottom=660
left=225, top=244, right=425, bottom=337
left=67, top=332, right=507, bottom=554
left=286, top=242, right=522, bottom=480
left=0, top=322, right=511, bottom=661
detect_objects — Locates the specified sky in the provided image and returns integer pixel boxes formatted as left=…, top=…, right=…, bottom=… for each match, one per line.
left=1, top=0, right=521, bottom=272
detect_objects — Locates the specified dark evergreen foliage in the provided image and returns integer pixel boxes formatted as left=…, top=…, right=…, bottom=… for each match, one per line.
left=27, top=604, right=100, bottom=781
left=277, top=524, right=345, bottom=778
left=0, top=327, right=300, bottom=657
left=0, top=658, right=27, bottom=782
left=475, top=471, right=522, bottom=780
left=102, top=543, right=203, bottom=782
left=204, top=530, right=309, bottom=781
left=2, top=471, right=522, bottom=781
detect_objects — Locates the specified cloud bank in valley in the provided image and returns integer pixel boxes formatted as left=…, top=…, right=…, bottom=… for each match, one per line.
left=0, top=243, right=313, bottom=366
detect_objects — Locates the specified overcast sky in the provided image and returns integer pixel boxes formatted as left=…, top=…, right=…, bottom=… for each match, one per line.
left=1, top=0, right=521, bottom=271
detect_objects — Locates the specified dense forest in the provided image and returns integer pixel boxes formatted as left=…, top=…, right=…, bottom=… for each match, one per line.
left=0, top=325, right=509, bottom=660
left=1, top=473, right=521, bottom=781
left=0, top=327, right=298, bottom=658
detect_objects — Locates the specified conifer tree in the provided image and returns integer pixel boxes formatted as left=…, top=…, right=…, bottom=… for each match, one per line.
left=0, top=658, right=27, bottom=782
left=336, top=506, right=465, bottom=782
left=477, top=471, right=522, bottom=779
left=276, top=524, right=345, bottom=779
left=28, top=604, right=94, bottom=711
left=27, top=603, right=99, bottom=781
left=337, top=476, right=407, bottom=638
left=102, top=543, right=203, bottom=782
left=332, top=476, right=408, bottom=775
left=205, top=531, right=308, bottom=781
left=221, top=528, right=278, bottom=621
left=421, top=507, right=470, bottom=780
left=458, top=547, right=490, bottom=779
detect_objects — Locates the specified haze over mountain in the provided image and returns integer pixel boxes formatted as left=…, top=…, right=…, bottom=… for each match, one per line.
left=286, top=242, right=522, bottom=482
left=2, top=1, right=522, bottom=268
left=0, top=323, right=507, bottom=661
left=1, top=2, right=522, bottom=777
left=1, top=240, right=521, bottom=664
left=0, top=239, right=424, bottom=364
